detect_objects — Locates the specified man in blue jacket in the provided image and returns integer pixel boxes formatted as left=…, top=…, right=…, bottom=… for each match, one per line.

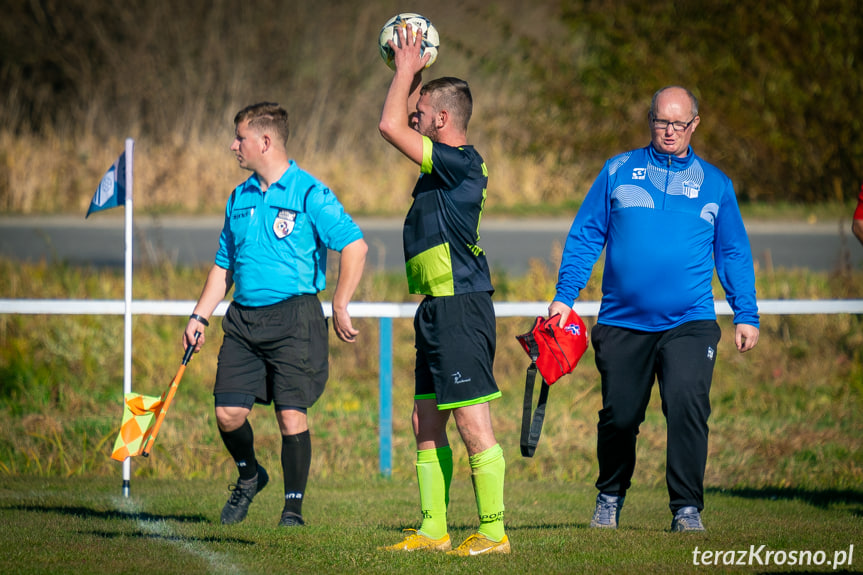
left=184, top=102, right=367, bottom=528
left=549, top=86, right=759, bottom=532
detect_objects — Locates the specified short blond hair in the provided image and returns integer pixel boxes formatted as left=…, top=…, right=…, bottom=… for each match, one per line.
left=234, top=102, right=290, bottom=146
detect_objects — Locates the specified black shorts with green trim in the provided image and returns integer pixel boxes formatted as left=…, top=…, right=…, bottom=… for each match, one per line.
left=214, top=294, right=328, bottom=409
left=414, top=291, right=501, bottom=409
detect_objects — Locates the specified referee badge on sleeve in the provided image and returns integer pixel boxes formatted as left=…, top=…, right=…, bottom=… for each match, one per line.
left=273, top=209, right=297, bottom=239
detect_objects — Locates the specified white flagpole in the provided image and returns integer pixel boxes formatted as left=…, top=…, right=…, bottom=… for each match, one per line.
left=122, top=138, right=134, bottom=497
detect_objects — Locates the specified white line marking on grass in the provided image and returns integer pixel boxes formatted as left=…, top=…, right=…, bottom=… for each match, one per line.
left=113, top=497, right=244, bottom=575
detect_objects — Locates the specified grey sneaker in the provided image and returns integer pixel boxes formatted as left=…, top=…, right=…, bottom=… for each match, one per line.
left=589, top=492, right=625, bottom=529
left=220, top=465, right=269, bottom=525
left=278, top=509, right=305, bottom=527
left=671, top=506, right=706, bottom=532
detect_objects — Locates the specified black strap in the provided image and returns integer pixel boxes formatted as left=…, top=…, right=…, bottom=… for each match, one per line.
left=546, top=327, right=574, bottom=377
left=520, top=360, right=550, bottom=457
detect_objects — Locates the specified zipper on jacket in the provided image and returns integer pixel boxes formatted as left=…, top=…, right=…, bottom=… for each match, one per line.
left=663, top=155, right=672, bottom=209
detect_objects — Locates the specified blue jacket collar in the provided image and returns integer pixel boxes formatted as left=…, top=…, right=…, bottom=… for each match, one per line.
left=247, top=160, right=299, bottom=192
left=647, top=143, right=695, bottom=170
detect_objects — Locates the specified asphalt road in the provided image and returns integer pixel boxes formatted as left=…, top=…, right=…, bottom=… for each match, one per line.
left=1, top=215, right=861, bottom=275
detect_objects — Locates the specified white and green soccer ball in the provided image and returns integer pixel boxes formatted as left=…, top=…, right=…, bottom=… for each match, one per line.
left=378, top=13, right=440, bottom=71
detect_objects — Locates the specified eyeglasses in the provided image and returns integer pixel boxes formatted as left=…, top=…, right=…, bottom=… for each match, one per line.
left=650, top=115, right=697, bottom=132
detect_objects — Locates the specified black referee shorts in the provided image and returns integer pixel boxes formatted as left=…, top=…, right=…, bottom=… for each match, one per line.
left=214, top=294, right=328, bottom=409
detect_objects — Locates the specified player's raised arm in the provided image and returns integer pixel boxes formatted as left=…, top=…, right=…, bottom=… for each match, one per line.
left=379, top=23, right=430, bottom=165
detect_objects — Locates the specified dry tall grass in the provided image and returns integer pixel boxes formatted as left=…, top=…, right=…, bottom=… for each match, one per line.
left=0, top=0, right=584, bottom=216
left=2, top=1, right=861, bottom=215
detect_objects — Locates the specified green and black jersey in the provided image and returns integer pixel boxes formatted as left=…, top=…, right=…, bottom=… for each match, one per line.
left=402, top=135, right=493, bottom=296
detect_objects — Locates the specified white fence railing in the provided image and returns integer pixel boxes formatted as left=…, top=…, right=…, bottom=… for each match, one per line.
left=3, top=298, right=863, bottom=317
left=3, top=298, right=862, bottom=479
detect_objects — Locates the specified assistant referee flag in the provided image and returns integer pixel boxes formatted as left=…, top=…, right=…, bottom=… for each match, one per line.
left=111, top=392, right=163, bottom=461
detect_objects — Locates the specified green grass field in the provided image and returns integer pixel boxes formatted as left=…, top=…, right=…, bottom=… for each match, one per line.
left=1, top=261, right=862, bottom=572
left=2, top=476, right=860, bottom=574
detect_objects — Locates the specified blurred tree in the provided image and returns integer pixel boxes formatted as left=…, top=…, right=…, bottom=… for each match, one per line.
left=0, top=0, right=860, bottom=205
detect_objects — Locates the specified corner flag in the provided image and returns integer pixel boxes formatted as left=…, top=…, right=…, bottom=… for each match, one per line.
left=92, top=138, right=136, bottom=496
left=86, top=152, right=127, bottom=218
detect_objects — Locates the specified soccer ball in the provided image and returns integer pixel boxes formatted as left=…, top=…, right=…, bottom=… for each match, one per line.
left=378, top=13, right=439, bottom=71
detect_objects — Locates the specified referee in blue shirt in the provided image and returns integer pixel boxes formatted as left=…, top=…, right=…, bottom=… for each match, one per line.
left=184, top=102, right=367, bottom=528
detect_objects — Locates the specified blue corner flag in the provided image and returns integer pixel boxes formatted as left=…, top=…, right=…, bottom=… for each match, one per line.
left=86, top=152, right=127, bottom=218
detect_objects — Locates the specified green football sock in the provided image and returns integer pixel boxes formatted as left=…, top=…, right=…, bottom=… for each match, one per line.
left=470, top=443, right=506, bottom=541
left=416, top=446, right=453, bottom=540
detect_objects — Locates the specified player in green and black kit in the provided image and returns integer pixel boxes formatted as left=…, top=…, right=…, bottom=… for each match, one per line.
left=377, top=24, right=509, bottom=556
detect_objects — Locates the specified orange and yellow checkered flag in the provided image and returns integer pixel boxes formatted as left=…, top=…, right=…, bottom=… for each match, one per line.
left=111, top=332, right=199, bottom=462
left=111, top=393, right=165, bottom=461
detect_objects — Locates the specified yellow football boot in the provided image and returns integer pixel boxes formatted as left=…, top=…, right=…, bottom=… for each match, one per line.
left=379, top=529, right=452, bottom=552
left=447, top=533, right=511, bottom=556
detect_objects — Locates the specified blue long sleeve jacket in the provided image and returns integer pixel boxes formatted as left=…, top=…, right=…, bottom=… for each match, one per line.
left=554, top=144, right=759, bottom=331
